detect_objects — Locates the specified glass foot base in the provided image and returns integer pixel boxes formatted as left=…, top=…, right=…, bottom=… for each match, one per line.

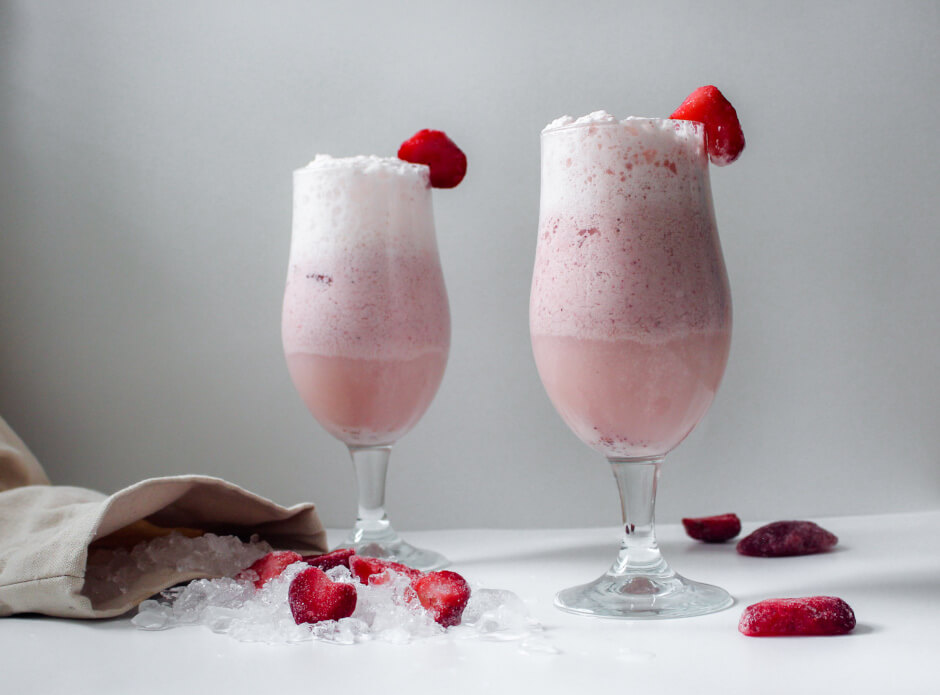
left=555, top=570, right=733, bottom=620
left=342, top=536, right=449, bottom=571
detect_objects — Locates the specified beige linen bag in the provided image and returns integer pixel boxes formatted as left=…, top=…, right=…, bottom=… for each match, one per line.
left=0, top=415, right=327, bottom=618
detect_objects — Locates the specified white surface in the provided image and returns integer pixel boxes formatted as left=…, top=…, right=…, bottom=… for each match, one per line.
left=1, top=1, right=939, bottom=529
left=2, top=511, right=938, bottom=693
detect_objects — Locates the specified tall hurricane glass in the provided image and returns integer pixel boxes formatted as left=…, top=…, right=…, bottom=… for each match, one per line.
left=530, top=116, right=733, bottom=618
left=283, top=155, right=450, bottom=570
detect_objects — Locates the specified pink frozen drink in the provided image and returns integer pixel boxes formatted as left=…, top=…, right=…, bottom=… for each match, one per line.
left=283, top=155, right=449, bottom=447
left=530, top=113, right=731, bottom=458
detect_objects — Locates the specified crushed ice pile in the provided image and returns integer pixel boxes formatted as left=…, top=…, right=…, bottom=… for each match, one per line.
left=101, top=533, right=555, bottom=651
left=83, top=532, right=272, bottom=606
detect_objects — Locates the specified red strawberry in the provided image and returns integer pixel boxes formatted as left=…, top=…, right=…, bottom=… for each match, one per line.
left=682, top=513, right=742, bottom=543
left=670, top=85, right=745, bottom=166
left=736, top=520, right=838, bottom=557
left=739, top=596, right=856, bottom=637
left=411, top=570, right=471, bottom=627
left=349, top=555, right=423, bottom=585
left=301, top=548, right=356, bottom=572
left=235, top=550, right=302, bottom=589
left=397, top=129, right=467, bottom=188
left=288, top=567, right=358, bottom=625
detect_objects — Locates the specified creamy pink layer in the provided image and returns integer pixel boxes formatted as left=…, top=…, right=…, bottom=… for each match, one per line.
left=285, top=351, right=448, bottom=446
left=531, top=331, right=730, bottom=458
left=282, top=248, right=450, bottom=361
left=531, top=120, right=730, bottom=342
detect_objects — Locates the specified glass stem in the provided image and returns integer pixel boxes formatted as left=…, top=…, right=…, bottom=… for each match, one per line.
left=348, top=445, right=399, bottom=543
left=609, top=457, right=671, bottom=578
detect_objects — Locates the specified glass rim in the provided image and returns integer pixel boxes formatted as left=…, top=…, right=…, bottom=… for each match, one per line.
left=292, top=157, right=430, bottom=178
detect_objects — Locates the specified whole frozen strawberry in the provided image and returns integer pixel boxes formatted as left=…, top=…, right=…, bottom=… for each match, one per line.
left=670, top=85, right=745, bottom=166
left=349, top=555, right=423, bottom=585
left=301, top=548, right=355, bottom=572
left=737, top=520, right=838, bottom=557
left=288, top=566, right=358, bottom=625
left=411, top=570, right=471, bottom=627
left=739, top=596, right=856, bottom=636
left=398, top=129, right=467, bottom=188
left=682, top=513, right=741, bottom=543
left=235, top=550, right=302, bottom=589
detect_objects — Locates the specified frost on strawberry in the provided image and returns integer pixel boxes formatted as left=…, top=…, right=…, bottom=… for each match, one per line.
left=411, top=570, right=471, bottom=627
left=736, top=520, right=838, bottom=557
left=288, top=566, right=358, bottom=625
left=348, top=555, right=423, bottom=585
left=235, top=550, right=303, bottom=589
left=301, top=548, right=355, bottom=572
left=739, top=596, right=856, bottom=636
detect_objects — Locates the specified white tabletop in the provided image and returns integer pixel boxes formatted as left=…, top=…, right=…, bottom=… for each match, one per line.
left=2, top=510, right=938, bottom=694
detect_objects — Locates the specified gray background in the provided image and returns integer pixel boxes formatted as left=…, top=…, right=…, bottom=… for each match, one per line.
left=2, top=1, right=938, bottom=531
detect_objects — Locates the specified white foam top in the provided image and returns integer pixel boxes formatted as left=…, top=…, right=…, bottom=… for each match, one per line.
left=543, top=110, right=618, bottom=131
left=299, top=154, right=429, bottom=180
left=542, top=111, right=684, bottom=133
left=291, top=153, right=435, bottom=254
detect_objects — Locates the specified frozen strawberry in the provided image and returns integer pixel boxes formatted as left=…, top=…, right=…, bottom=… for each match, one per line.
left=235, top=550, right=302, bottom=589
left=739, top=596, right=856, bottom=636
left=397, top=129, right=467, bottom=188
left=301, top=548, right=355, bottom=571
left=682, top=513, right=741, bottom=543
left=411, top=570, right=471, bottom=627
left=349, top=555, right=423, bottom=585
left=737, top=520, right=838, bottom=557
left=670, top=85, right=745, bottom=166
left=288, top=566, right=358, bottom=625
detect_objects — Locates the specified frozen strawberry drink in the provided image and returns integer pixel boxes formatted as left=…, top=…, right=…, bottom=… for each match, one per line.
left=531, top=87, right=744, bottom=619
left=283, top=155, right=449, bottom=446
left=531, top=113, right=731, bottom=458
left=283, top=137, right=465, bottom=571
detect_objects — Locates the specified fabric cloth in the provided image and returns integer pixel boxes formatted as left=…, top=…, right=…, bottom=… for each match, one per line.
left=0, top=415, right=327, bottom=618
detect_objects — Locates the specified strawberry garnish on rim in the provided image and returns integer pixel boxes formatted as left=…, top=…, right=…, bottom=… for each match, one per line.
left=398, top=129, right=467, bottom=188
left=670, top=85, right=745, bottom=166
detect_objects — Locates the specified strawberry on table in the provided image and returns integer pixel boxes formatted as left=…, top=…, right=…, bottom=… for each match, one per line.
left=670, top=85, right=745, bottom=166
left=411, top=570, right=471, bottom=627
left=682, top=513, right=742, bottom=543
left=739, top=596, right=856, bottom=636
left=398, top=129, right=468, bottom=188
left=736, top=520, right=838, bottom=557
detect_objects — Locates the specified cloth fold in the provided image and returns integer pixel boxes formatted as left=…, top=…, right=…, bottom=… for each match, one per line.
left=0, top=415, right=327, bottom=618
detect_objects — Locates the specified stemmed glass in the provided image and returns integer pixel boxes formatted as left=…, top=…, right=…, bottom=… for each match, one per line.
left=282, top=155, right=450, bottom=570
left=530, top=117, right=733, bottom=618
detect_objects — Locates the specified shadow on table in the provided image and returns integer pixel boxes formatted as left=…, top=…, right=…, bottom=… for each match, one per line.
left=456, top=540, right=611, bottom=568
left=4, top=611, right=137, bottom=629
left=456, top=536, right=694, bottom=568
